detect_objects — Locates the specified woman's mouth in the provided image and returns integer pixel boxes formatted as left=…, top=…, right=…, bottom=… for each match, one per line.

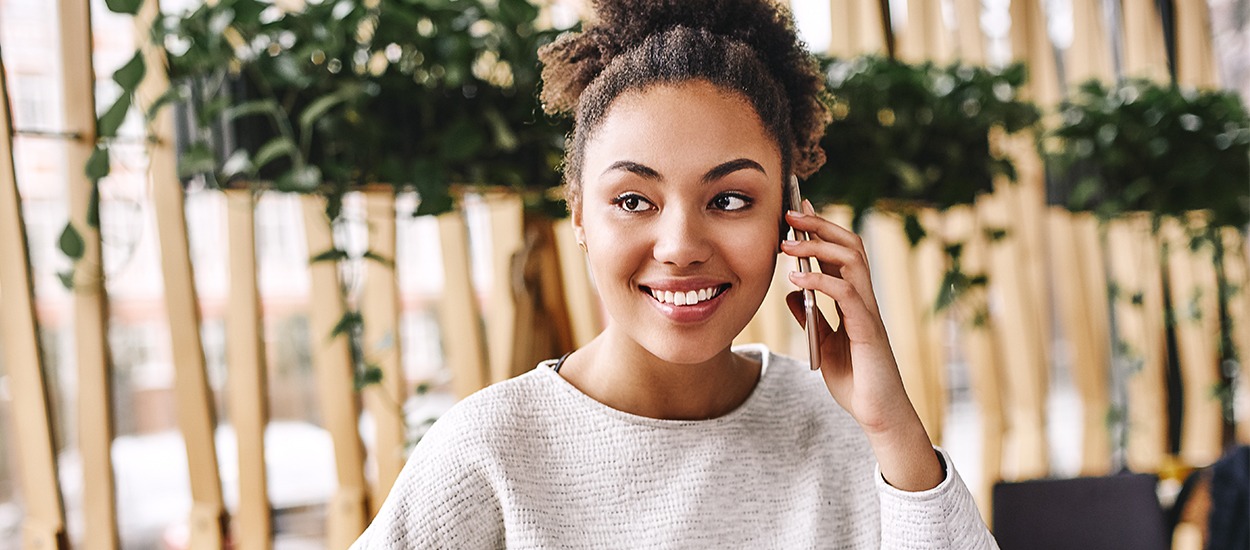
left=640, top=284, right=730, bottom=306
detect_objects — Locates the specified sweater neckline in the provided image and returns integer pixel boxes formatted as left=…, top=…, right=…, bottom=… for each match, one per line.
left=535, top=343, right=775, bottom=428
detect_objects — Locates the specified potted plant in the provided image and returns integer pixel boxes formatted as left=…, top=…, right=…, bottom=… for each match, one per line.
left=806, top=54, right=1041, bottom=312
left=1047, top=77, right=1250, bottom=462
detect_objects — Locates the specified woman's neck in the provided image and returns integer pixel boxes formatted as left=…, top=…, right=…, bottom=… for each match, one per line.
left=558, top=327, right=761, bottom=420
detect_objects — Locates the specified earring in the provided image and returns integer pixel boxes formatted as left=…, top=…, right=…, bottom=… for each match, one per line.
left=577, top=240, right=587, bottom=252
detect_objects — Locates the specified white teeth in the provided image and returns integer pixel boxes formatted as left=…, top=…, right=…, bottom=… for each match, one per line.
left=648, top=286, right=723, bottom=306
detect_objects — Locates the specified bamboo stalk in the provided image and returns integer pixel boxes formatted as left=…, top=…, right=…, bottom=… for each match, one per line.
left=224, top=189, right=272, bottom=549
left=1162, top=216, right=1223, bottom=466
left=437, top=211, right=490, bottom=398
left=483, top=192, right=525, bottom=382
left=1120, top=0, right=1171, bottom=81
left=0, top=53, right=70, bottom=550
left=826, top=0, right=888, bottom=58
left=299, top=196, right=369, bottom=547
left=865, top=211, right=944, bottom=443
left=134, top=1, right=230, bottom=546
left=1106, top=215, right=1168, bottom=472
left=898, top=0, right=953, bottom=63
left=361, top=191, right=408, bottom=514
left=943, top=204, right=1005, bottom=520
left=1173, top=0, right=1219, bottom=88
left=951, top=0, right=986, bottom=63
left=58, top=0, right=121, bottom=547
left=1219, top=228, right=1250, bottom=445
left=980, top=190, right=1048, bottom=480
left=1068, top=0, right=1115, bottom=85
left=1009, top=0, right=1062, bottom=107
left=1047, top=209, right=1112, bottom=475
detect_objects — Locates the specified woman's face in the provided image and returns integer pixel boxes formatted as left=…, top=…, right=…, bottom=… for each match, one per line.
left=573, top=80, right=784, bottom=364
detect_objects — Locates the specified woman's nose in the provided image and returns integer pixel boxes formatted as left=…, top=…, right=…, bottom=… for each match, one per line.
left=651, top=207, right=712, bottom=267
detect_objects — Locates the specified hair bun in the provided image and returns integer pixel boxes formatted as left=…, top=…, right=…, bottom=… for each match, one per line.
left=540, top=0, right=798, bottom=115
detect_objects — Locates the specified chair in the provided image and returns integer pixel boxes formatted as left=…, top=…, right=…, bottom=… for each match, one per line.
left=992, top=473, right=1168, bottom=550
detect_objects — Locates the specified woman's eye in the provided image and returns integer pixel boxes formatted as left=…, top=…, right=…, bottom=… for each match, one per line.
left=711, top=193, right=752, bottom=211
left=612, top=193, right=654, bottom=212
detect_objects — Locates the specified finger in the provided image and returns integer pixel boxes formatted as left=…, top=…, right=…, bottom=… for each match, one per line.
left=786, top=291, right=851, bottom=373
left=780, top=238, right=878, bottom=309
left=786, top=208, right=866, bottom=255
left=788, top=270, right=881, bottom=341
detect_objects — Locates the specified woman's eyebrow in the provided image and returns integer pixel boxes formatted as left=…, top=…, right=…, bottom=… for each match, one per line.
left=602, top=160, right=662, bottom=180
left=701, top=158, right=766, bottom=183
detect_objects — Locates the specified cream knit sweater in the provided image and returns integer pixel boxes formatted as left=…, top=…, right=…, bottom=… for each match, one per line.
left=353, top=345, right=998, bottom=549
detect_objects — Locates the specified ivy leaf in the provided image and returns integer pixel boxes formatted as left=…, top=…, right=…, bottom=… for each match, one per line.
left=178, top=143, right=217, bottom=178
left=104, top=0, right=142, bottom=15
left=309, top=248, right=350, bottom=263
left=87, top=183, right=101, bottom=228
left=330, top=311, right=363, bottom=339
left=362, top=250, right=395, bottom=268
left=298, top=87, right=359, bottom=136
left=354, top=364, right=384, bottom=390
left=97, top=95, right=132, bottom=138
left=414, top=184, right=453, bottom=216
left=59, top=223, right=86, bottom=260
left=85, top=146, right=110, bottom=182
left=145, top=87, right=185, bottom=123
left=903, top=212, right=926, bottom=247
left=57, top=270, right=76, bottom=290
left=275, top=165, right=322, bottom=193
left=112, top=52, right=146, bottom=91
left=253, top=136, right=298, bottom=172
left=225, top=99, right=283, bottom=122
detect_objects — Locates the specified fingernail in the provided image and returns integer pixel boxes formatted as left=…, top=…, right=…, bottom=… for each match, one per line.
left=802, top=199, right=815, bottom=214
left=786, top=209, right=805, bottom=218
left=781, top=239, right=799, bottom=247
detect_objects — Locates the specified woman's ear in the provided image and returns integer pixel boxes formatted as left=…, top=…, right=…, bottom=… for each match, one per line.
left=571, top=206, right=587, bottom=248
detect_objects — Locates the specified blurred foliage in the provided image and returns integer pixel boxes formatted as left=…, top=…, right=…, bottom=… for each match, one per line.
left=146, top=0, right=570, bottom=217
left=805, top=55, right=1041, bottom=231
left=1046, top=78, right=1250, bottom=228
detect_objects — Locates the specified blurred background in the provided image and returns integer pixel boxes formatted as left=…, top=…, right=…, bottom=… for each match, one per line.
left=0, top=0, right=1248, bottom=548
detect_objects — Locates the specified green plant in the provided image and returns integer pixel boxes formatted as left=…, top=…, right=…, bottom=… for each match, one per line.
left=806, top=55, right=1040, bottom=229
left=805, top=55, right=1040, bottom=319
left=1049, top=78, right=1250, bottom=451
left=1046, top=78, right=1250, bottom=228
left=73, top=0, right=572, bottom=390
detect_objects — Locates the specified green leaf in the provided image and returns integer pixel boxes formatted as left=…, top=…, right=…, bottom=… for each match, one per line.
left=145, top=87, right=185, bottom=123
left=97, top=95, right=132, bottom=138
left=178, top=143, right=217, bottom=178
left=354, top=364, right=384, bottom=390
left=57, top=270, right=76, bottom=290
left=252, top=136, right=298, bottom=171
left=85, top=146, right=110, bottom=182
left=59, top=223, right=85, bottom=260
left=275, top=165, right=321, bottom=192
left=415, top=185, right=454, bottom=216
left=87, top=183, right=100, bottom=229
left=298, top=89, right=358, bottom=135
left=224, top=99, right=282, bottom=122
left=112, top=52, right=146, bottom=91
left=104, top=0, right=142, bottom=15
left=309, top=248, right=350, bottom=263
left=903, top=213, right=926, bottom=247
left=362, top=250, right=395, bottom=268
left=330, top=311, right=363, bottom=339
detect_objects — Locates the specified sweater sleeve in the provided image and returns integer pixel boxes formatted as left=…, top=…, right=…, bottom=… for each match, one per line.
left=875, top=447, right=999, bottom=549
left=350, top=410, right=505, bottom=549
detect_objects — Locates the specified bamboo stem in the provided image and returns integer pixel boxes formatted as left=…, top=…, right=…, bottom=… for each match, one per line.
left=224, top=189, right=273, bottom=548
left=0, top=52, right=69, bottom=550
left=59, top=0, right=121, bottom=546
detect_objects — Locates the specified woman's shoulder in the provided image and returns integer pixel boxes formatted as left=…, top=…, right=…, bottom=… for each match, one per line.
left=423, top=366, right=566, bottom=444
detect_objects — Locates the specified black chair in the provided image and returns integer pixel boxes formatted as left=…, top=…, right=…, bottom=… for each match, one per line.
left=992, top=473, right=1168, bottom=550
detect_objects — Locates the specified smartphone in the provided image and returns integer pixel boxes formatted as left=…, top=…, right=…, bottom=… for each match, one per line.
left=786, top=175, right=821, bottom=371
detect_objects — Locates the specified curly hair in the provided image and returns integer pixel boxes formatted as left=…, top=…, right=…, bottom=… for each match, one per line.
left=538, top=0, right=830, bottom=213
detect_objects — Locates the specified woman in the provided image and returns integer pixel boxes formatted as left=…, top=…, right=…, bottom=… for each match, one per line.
left=354, top=0, right=998, bottom=547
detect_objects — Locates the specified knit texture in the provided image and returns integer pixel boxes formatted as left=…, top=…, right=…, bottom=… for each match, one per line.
left=352, top=345, right=998, bottom=549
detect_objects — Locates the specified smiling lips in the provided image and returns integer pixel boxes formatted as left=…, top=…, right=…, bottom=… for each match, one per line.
left=645, top=284, right=728, bottom=306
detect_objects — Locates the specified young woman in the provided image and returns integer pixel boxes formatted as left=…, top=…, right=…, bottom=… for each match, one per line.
left=354, top=0, right=998, bottom=547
